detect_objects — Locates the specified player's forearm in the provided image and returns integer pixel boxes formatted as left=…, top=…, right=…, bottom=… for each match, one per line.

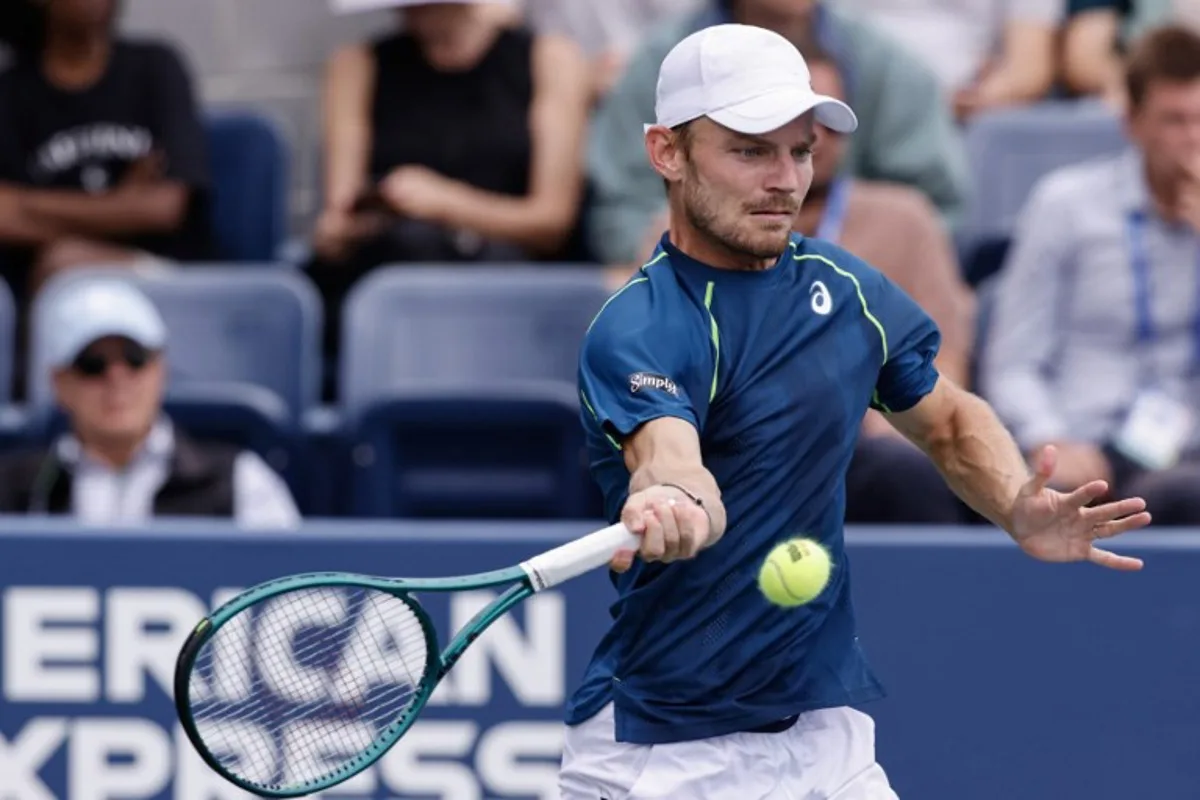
left=921, top=391, right=1030, bottom=533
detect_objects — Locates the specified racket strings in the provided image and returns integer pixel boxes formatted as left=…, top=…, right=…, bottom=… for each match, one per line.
left=187, top=586, right=431, bottom=792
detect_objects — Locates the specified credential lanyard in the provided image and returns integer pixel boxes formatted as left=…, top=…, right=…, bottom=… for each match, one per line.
left=816, top=177, right=850, bottom=245
left=1126, top=210, right=1200, bottom=374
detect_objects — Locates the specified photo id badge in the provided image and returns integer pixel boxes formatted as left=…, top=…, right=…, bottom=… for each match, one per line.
left=1113, top=388, right=1195, bottom=470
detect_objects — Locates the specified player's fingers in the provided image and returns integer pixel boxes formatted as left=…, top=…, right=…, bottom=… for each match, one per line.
left=1064, top=479, right=1109, bottom=509
left=677, top=505, right=708, bottom=558
left=1088, top=546, right=1144, bottom=571
left=640, top=508, right=666, bottom=562
left=1091, top=510, right=1152, bottom=539
left=1026, top=445, right=1056, bottom=494
left=609, top=549, right=636, bottom=573
left=654, top=499, right=683, bottom=561
left=1083, top=496, right=1147, bottom=524
left=621, top=500, right=648, bottom=534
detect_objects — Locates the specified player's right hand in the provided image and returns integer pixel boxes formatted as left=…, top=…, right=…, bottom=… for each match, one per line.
left=612, top=485, right=711, bottom=573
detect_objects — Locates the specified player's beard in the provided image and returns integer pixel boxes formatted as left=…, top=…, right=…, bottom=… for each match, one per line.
left=681, top=170, right=798, bottom=264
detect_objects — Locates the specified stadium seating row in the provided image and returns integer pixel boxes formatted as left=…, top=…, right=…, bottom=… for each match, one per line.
left=0, top=100, right=1131, bottom=521
left=198, top=99, right=1131, bottom=282
left=5, top=266, right=611, bottom=520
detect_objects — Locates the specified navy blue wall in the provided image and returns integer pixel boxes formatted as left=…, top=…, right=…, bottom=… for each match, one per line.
left=0, top=521, right=1194, bottom=799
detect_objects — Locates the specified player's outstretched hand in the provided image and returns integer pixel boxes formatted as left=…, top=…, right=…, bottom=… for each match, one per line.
left=1009, top=445, right=1152, bottom=571
left=611, top=485, right=711, bottom=573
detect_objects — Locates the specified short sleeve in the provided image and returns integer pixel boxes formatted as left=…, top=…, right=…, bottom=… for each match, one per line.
left=578, top=281, right=708, bottom=444
left=143, top=44, right=211, bottom=188
left=863, top=267, right=942, bottom=414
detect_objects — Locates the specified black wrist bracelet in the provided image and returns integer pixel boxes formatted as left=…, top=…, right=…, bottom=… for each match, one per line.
left=659, top=482, right=704, bottom=507
left=658, top=482, right=716, bottom=539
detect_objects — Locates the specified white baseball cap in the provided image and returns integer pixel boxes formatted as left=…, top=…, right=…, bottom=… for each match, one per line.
left=42, top=277, right=167, bottom=368
left=648, top=23, right=858, bottom=136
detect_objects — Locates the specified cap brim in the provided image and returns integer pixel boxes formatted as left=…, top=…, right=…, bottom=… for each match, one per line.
left=708, top=87, right=858, bottom=135
left=56, top=323, right=165, bottom=367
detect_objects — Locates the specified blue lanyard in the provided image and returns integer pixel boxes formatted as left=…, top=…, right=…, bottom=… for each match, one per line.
left=816, top=177, right=850, bottom=244
left=1126, top=212, right=1200, bottom=377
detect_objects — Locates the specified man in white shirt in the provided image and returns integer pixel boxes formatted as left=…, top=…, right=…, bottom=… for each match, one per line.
left=0, top=277, right=300, bottom=527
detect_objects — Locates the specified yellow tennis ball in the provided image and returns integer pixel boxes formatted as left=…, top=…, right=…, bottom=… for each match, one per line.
left=758, top=538, right=832, bottom=607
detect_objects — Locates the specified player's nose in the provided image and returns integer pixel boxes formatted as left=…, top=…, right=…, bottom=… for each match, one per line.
left=762, top=156, right=803, bottom=195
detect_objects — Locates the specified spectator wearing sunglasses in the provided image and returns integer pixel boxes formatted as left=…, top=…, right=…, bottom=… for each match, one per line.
left=0, top=278, right=300, bottom=527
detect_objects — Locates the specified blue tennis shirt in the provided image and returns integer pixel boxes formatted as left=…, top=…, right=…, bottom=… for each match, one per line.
left=568, top=231, right=942, bottom=745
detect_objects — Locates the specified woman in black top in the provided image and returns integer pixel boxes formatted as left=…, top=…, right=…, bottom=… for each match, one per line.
left=312, top=0, right=590, bottom=269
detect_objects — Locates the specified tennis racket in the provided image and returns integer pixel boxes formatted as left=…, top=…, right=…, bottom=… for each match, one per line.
left=173, top=522, right=638, bottom=797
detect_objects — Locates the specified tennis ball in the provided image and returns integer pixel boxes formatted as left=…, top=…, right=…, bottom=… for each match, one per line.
left=758, top=538, right=832, bottom=607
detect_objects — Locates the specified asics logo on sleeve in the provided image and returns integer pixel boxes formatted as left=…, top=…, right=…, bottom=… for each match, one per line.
left=810, top=280, right=832, bottom=315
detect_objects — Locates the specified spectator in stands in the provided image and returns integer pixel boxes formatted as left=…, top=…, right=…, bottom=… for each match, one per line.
left=311, top=0, right=590, bottom=370
left=586, top=0, right=969, bottom=268
left=1060, top=0, right=1179, bottom=106
left=796, top=48, right=977, bottom=523
left=840, top=0, right=1061, bottom=122
left=0, top=278, right=300, bottom=527
left=982, top=25, right=1200, bottom=525
left=0, top=0, right=215, bottom=302
left=311, top=0, right=589, bottom=267
left=515, top=0, right=704, bottom=101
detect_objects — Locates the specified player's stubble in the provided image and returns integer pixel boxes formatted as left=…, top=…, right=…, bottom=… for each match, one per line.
left=679, top=151, right=803, bottom=265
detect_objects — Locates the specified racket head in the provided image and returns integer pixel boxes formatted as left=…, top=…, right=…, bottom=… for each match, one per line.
left=173, top=573, right=441, bottom=797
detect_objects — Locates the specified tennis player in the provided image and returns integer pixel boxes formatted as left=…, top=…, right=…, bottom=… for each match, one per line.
left=561, top=23, right=1152, bottom=799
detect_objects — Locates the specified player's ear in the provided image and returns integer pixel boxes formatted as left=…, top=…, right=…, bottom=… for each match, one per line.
left=645, top=124, right=688, bottom=185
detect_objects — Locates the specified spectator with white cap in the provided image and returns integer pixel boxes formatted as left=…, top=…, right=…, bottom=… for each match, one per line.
left=0, top=277, right=300, bottom=527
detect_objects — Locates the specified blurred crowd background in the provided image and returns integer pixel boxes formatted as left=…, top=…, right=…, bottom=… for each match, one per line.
left=2, top=0, right=1200, bottom=529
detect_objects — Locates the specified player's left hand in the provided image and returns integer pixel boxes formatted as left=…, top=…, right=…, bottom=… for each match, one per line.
left=1008, top=445, right=1152, bottom=571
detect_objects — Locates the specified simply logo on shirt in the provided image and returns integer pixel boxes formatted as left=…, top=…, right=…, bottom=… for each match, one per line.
left=628, top=372, right=680, bottom=397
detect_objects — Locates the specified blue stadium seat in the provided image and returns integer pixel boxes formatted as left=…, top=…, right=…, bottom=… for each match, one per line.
left=205, top=110, right=289, bottom=263
left=345, top=381, right=595, bottom=518
left=28, top=269, right=323, bottom=418
left=340, top=266, right=611, bottom=408
left=340, top=266, right=611, bottom=519
left=0, top=405, right=34, bottom=456
left=960, top=100, right=1127, bottom=284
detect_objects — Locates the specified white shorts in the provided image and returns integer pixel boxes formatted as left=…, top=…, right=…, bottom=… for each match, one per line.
left=558, top=702, right=898, bottom=800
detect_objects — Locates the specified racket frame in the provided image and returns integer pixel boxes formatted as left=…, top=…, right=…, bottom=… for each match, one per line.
left=173, top=523, right=637, bottom=797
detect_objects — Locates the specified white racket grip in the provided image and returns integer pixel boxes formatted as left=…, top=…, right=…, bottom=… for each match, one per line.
left=519, top=523, right=640, bottom=591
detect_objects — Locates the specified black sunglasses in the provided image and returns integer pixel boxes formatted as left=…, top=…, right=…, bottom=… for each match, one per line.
left=71, top=341, right=154, bottom=378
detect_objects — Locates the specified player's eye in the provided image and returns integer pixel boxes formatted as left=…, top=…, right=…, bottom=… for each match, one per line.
left=792, top=147, right=813, bottom=161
